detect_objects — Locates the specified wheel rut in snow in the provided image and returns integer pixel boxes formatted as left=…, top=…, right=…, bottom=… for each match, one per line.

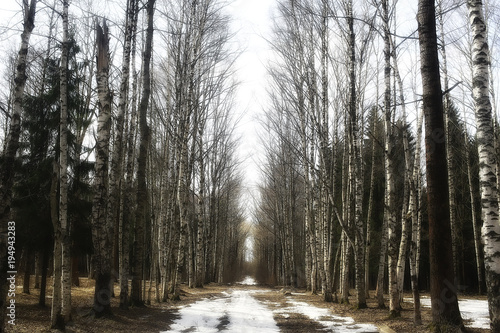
left=162, top=287, right=279, bottom=333
left=162, top=277, right=380, bottom=333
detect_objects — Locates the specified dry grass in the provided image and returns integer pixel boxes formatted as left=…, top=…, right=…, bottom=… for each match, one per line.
left=4, top=277, right=491, bottom=333
left=5, top=276, right=225, bottom=333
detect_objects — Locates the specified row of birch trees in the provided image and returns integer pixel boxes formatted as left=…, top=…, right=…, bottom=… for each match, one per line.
left=254, top=0, right=500, bottom=331
left=0, top=0, right=247, bottom=331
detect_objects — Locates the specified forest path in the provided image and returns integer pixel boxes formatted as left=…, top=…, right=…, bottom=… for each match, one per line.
left=161, top=277, right=379, bottom=333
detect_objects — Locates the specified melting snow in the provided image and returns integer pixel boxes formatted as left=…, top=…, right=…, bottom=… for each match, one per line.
left=161, top=289, right=279, bottom=333
left=162, top=276, right=379, bottom=333
left=414, top=296, right=490, bottom=329
left=274, top=299, right=379, bottom=332
left=238, top=276, right=258, bottom=285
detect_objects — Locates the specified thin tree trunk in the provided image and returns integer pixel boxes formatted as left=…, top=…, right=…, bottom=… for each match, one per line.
left=22, top=250, right=32, bottom=294
left=365, top=108, right=377, bottom=299
left=437, top=0, right=460, bottom=285
left=50, top=161, right=63, bottom=328
left=0, top=2, right=37, bottom=329
left=108, top=0, right=138, bottom=302
left=195, top=134, right=206, bottom=288
left=59, top=0, right=71, bottom=322
left=381, top=0, right=399, bottom=317
left=467, top=1, right=500, bottom=330
left=409, top=110, right=423, bottom=325
left=39, top=247, right=49, bottom=307
left=345, top=0, right=365, bottom=308
left=91, top=20, right=113, bottom=317
left=393, top=38, right=411, bottom=306
left=131, top=0, right=155, bottom=307
left=462, top=103, right=485, bottom=295
left=120, top=4, right=140, bottom=309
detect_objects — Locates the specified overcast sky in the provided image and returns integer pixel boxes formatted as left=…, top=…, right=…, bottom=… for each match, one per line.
left=227, top=0, right=276, bottom=214
left=0, top=0, right=276, bottom=221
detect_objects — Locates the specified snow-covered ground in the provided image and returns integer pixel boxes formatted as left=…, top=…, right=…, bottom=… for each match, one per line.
left=274, top=299, right=379, bottom=332
left=162, top=288, right=279, bottom=333
left=162, top=277, right=491, bottom=332
left=162, top=276, right=380, bottom=333
left=414, top=296, right=490, bottom=330
left=238, top=276, right=258, bottom=285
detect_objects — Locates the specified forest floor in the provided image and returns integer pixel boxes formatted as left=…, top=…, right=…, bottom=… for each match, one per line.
left=5, top=276, right=490, bottom=333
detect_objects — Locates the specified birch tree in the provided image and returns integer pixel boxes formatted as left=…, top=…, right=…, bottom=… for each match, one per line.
left=0, top=1, right=37, bottom=328
left=467, top=0, right=500, bottom=330
left=131, top=0, right=155, bottom=306
left=120, top=1, right=140, bottom=310
left=378, top=0, right=399, bottom=315
left=91, top=19, right=113, bottom=317
left=107, top=0, right=138, bottom=305
left=52, top=0, right=72, bottom=326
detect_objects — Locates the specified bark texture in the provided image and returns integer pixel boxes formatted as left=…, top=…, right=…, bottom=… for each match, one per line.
left=467, top=0, right=500, bottom=330
left=131, top=0, right=155, bottom=306
left=91, top=20, right=113, bottom=317
left=417, top=0, right=463, bottom=328
left=0, top=1, right=37, bottom=331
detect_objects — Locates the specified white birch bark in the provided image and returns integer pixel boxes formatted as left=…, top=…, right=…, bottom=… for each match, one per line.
left=0, top=1, right=37, bottom=327
left=58, top=0, right=71, bottom=322
left=380, top=0, right=398, bottom=315
left=392, top=35, right=411, bottom=305
left=131, top=0, right=155, bottom=306
left=108, top=0, right=137, bottom=304
left=119, top=3, right=139, bottom=309
left=91, top=19, right=113, bottom=316
left=409, top=110, right=423, bottom=325
left=365, top=107, right=377, bottom=299
left=467, top=1, right=500, bottom=330
left=0, top=0, right=37, bottom=223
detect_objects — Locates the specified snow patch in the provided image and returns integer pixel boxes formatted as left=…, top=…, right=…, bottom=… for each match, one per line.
left=225, top=290, right=279, bottom=332
left=162, top=295, right=229, bottom=333
left=161, top=289, right=279, bottom=333
left=275, top=299, right=379, bottom=332
left=411, top=296, right=490, bottom=329
left=238, top=276, right=258, bottom=285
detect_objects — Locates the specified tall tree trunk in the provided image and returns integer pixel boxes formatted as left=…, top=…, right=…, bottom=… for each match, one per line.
left=365, top=108, right=377, bottom=299
left=195, top=133, right=206, bottom=288
left=463, top=104, right=485, bottom=295
left=131, top=0, right=155, bottom=306
left=58, top=0, right=71, bottom=322
left=409, top=110, right=423, bottom=325
left=346, top=0, right=366, bottom=309
left=120, top=4, right=140, bottom=309
left=467, top=1, right=500, bottom=330
left=437, top=0, right=460, bottom=285
left=381, top=0, right=399, bottom=317
left=393, top=36, right=411, bottom=307
left=108, top=0, right=138, bottom=302
left=0, top=1, right=37, bottom=329
left=39, top=247, right=49, bottom=307
left=50, top=161, right=63, bottom=328
left=91, top=20, right=113, bottom=317
left=417, top=0, right=463, bottom=328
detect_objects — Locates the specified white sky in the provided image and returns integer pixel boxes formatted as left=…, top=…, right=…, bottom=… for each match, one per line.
left=226, top=0, right=275, bottom=217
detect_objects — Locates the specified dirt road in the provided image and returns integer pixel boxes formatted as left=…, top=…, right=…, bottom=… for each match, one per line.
left=161, top=277, right=379, bottom=333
